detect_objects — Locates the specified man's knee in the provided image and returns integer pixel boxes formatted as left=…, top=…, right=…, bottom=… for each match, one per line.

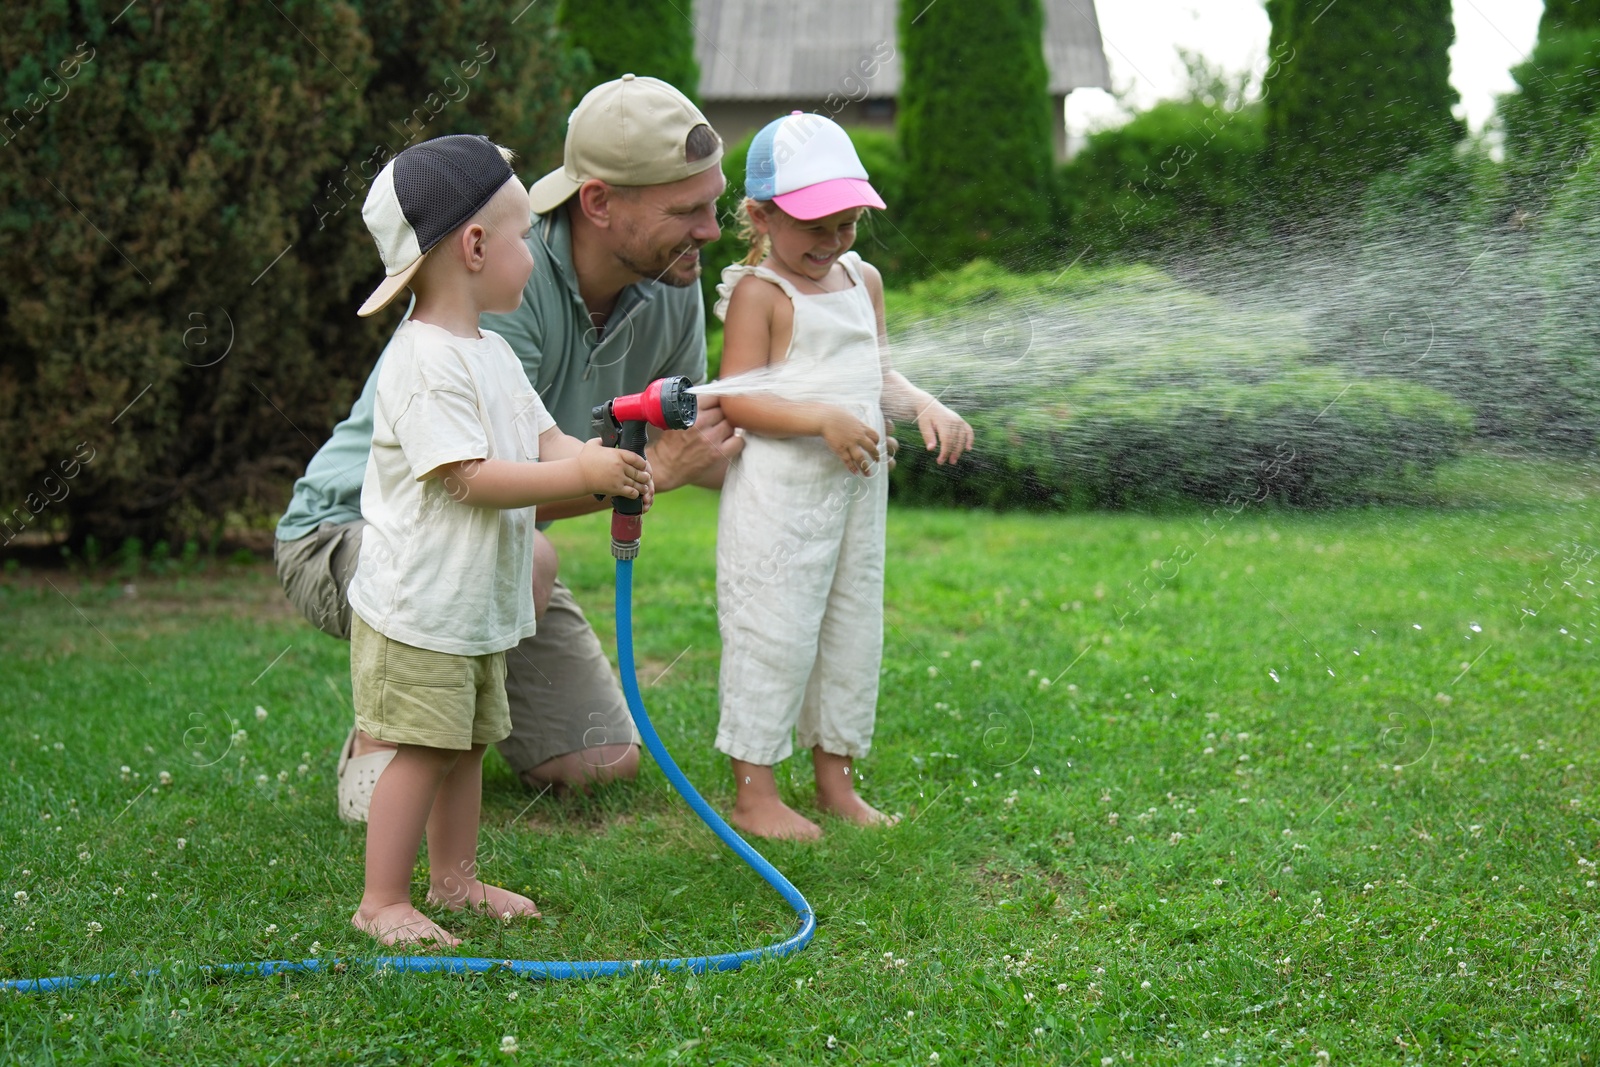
left=519, top=743, right=639, bottom=793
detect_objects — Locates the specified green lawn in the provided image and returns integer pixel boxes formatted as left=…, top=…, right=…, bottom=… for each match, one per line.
left=2, top=454, right=1598, bottom=1064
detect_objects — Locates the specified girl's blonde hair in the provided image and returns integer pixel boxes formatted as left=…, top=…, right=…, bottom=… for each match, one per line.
left=735, top=197, right=874, bottom=266
left=736, top=197, right=774, bottom=266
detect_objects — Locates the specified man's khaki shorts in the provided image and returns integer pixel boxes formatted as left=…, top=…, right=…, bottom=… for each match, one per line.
left=350, top=615, right=511, bottom=750
left=275, top=521, right=639, bottom=775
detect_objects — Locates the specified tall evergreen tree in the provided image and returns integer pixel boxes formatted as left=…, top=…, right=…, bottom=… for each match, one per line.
left=897, top=0, right=1055, bottom=271
left=1499, top=0, right=1600, bottom=197
left=1262, top=0, right=1463, bottom=214
left=558, top=0, right=700, bottom=100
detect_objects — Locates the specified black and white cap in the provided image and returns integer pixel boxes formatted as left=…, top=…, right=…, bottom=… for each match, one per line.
left=358, top=134, right=516, bottom=317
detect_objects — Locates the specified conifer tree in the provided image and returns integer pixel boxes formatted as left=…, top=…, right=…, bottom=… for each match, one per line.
left=1262, top=0, right=1462, bottom=213
left=897, top=0, right=1055, bottom=270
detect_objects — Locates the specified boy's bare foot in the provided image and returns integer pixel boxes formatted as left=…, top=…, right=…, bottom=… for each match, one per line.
left=729, top=796, right=824, bottom=841
left=427, top=880, right=542, bottom=919
left=351, top=902, right=459, bottom=947
left=816, top=789, right=901, bottom=828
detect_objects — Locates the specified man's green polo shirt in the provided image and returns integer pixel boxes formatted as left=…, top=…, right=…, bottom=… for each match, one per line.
left=274, top=208, right=707, bottom=542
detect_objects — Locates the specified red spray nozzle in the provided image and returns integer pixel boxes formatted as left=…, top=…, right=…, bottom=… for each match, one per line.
left=607, top=376, right=698, bottom=431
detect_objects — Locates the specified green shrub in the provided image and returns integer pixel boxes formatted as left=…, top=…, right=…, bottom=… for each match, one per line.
left=556, top=0, right=698, bottom=99
left=1499, top=0, right=1600, bottom=204
left=1527, top=116, right=1600, bottom=452
left=0, top=2, right=583, bottom=546
left=1059, top=99, right=1267, bottom=262
left=883, top=261, right=1473, bottom=510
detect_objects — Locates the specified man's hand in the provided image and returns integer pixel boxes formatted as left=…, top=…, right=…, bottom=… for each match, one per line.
left=648, top=393, right=744, bottom=491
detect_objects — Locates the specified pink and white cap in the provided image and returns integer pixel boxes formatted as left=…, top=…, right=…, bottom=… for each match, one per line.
left=745, top=111, right=886, bottom=220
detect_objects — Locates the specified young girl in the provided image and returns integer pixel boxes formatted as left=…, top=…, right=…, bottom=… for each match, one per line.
left=710, top=112, right=973, bottom=840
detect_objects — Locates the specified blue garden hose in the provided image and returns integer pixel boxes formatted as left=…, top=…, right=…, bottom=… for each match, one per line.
left=3, top=559, right=815, bottom=993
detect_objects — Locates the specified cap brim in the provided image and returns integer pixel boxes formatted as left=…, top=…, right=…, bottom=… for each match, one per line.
left=772, top=178, right=886, bottom=221
left=357, top=256, right=425, bottom=318
left=528, top=166, right=582, bottom=215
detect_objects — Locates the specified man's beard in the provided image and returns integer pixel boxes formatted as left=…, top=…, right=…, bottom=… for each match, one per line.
left=616, top=236, right=703, bottom=288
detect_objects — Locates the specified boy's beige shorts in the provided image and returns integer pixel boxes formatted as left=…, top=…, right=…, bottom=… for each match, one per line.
left=349, top=615, right=511, bottom=750
left=274, top=521, right=639, bottom=773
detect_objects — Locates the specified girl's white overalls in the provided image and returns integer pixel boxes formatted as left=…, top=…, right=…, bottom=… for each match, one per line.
left=710, top=251, right=890, bottom=765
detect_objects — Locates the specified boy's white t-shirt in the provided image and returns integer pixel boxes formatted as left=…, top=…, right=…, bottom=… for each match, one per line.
left=347, top=319, right=556, bottom=657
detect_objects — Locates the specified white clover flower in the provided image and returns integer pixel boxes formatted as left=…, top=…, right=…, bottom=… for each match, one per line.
left=970, top=659, right=982, bottom=669
left=1057, top=983, right=1068, bottom=992
left=297, top=764, right=309, bottom=776
left=1213, top=878, right=1224, bottom=886
left=255, top=705, right=269, bottom=721
left=176, top=838, right=186, bottom=850
left=232, top=729, right=248, bottom=744
left=1203, top=746, right=1215, bottom=755
left=310, top=941, right=322, bottom=955
left=1169, top=832, right=1183, bottom=845
left=113, top=886, right=123, bottom=896
left=277, top=770, right=289, bottom=783
left=826, top=1035, right=838, bottom=1049
left=264, top=924, right=278, bottom=935
left=86, top=921, right=102, bottom=935
left=12, top=891, right=26, bottom=905
left=256, top=774, right=269, bottom=785
left=507, top=991, right=519, bottom=1001
left=926, top=666, right=938, bottom=677
left=929, top=1054, right=940, bottom=1064
left=500, top=1035, right=519, bottom=1054
left=78, top=851, right=90, bottom=862
left=159, top=771, right=172, bottom=786
left=1140, top=980, right=1151, bottom=989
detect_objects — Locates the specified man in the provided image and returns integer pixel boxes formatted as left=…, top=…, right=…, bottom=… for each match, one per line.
left=275, top=75, right=741, bottom=822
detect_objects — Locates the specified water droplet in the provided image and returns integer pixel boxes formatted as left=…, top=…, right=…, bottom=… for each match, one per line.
left=1268, top=669, right=1280, bottom=683
left=1469, top=623, right=1482, bottom=633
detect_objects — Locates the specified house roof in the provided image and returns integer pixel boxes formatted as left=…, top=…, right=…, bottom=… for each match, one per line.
left=693, top=0, right=1111, bottom=101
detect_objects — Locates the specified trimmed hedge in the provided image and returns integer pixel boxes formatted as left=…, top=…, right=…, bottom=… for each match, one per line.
left=883, top=262, right=1473, bottom=510
left=0, top=2, right=582, bottom=545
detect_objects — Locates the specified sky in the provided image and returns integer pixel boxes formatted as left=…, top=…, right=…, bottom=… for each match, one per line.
left=1066, top=0, right=1547, bottom=139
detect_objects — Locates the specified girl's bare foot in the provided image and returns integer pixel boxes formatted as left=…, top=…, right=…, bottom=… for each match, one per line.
left=427, top=880, right=541, bottom=919
left=729, top=796, right=824, bottom=840
left=813, top=748, right=899, bottom=828
left=816, top=789, right=901, bottom=827
left=728, top=757, right=823, bottom=840
left=351, top=902, right=459, bottom=947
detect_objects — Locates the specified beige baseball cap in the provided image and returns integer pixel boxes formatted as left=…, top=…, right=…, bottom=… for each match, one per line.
left=528, top=74, right=723, bottom=213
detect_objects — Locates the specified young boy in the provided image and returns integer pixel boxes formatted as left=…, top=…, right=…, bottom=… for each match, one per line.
left=346, top=135, right=652, bottom=946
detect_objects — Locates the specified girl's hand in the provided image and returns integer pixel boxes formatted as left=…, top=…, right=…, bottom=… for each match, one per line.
left=820, top=408, right=880, bottom=476
left=916, top=401, right=975, bottom=465
left=577, top=438, right=652, bottom=499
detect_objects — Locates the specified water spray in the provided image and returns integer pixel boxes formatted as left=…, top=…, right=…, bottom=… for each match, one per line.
left=3, top=380, right=816, bottom=992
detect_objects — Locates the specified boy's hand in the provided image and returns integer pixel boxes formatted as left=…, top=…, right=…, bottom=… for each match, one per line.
left=916, top=401, right=975, bottom=465
left=820, top=408, right=880, bottom=476
left=577, top=438, right=652, bottom=499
